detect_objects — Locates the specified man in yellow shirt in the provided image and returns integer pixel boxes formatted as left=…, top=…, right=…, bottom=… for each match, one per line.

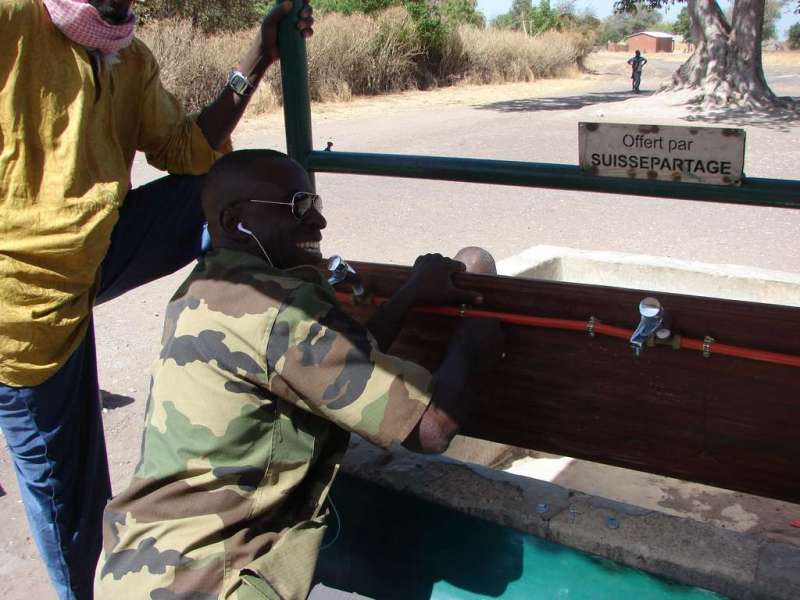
left=0, top=1, right=314, bottom=598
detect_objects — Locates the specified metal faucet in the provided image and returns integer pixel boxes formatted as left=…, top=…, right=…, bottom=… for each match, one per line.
left=630, top=297, right=666, bottom=356
left=327, top=256, right=365, bottom=297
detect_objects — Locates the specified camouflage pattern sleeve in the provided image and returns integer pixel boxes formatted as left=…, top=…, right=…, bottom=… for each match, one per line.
left=265, top=282, right=432, bottom=448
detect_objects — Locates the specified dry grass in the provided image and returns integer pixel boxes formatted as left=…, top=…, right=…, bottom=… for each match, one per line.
left=307, top=8, right=423, bottom=100
left=762, top=50, right=800, bottom=66
left=140, top=19, right=247, bottom=112
left=139, top=8, right=591, bottom=115
left=452, top=27, right=591, bottom=84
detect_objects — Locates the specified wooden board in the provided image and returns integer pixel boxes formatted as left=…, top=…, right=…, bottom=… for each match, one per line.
left=342, top=262, right=800, bottom=504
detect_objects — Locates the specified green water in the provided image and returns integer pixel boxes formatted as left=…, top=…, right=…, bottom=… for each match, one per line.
left=316, top=473, right=725, bottom=600
left=431, top=537, right=721, bottom=600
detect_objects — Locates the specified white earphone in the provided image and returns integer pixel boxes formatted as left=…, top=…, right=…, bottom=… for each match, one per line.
left=237, top=222, right=273, bottom=266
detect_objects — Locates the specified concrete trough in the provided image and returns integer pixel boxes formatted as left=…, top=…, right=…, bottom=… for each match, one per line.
left=497, top=245, right=800, bottom=307
left=342, top=442, right=800, bottom=600
left=381, top=246, right=800, bottom=599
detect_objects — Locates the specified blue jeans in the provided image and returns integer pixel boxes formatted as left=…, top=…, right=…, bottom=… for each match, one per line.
left=0, top=175, right=206, bottom=600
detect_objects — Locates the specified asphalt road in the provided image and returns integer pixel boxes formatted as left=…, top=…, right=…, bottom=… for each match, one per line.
left=1, top=54, right=798, bottom=599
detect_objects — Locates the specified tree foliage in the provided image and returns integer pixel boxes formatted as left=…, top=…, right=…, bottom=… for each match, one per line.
left=763, top=0, right=790, bottom=40
left=597, top=6, right=666, bottom=43
left=492, top=0, right=569, bottom=34
left=136, top=0, right=261, bottom=32
left=613, top=1, right=796, bottom=108
left=671, top=6, right=691, bottom=40
left=616, top=1, right=790, bottom=42
left=311, top=0, right=396, bottom=14
left=313, top=0, right=485, bottom=26
left=789, top=22, right=800, bottom=47
left=437, top=0, right=485, bottom=27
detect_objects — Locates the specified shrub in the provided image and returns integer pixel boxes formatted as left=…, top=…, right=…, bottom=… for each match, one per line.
left=138, top=7, right=592, bottom=114
left=452, top=26, right=589, bottom=84
left=137, top=0, right=259, bottom=32
left=789, top=23, right=800, bottom=50
left=302, top=8, right=423, bottom=101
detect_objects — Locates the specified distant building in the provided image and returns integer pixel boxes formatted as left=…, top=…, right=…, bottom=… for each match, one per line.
left=625, top=31, right=675, bottom=53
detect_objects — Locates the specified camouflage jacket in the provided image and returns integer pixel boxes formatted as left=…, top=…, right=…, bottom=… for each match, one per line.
left=95, top=248, right=432, bottom=600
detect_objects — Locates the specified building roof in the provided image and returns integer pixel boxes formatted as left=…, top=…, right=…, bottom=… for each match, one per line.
left=626, top=31, right=674, bottom=39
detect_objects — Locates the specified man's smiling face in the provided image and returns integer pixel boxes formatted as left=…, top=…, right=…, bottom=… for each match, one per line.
left=208, top=156, right=325, bottom=269
left=89, top=0, right=134, bottom=25
left=239, top=162, right=327, bottom=269
left=203, top=151, right=329, bottom=269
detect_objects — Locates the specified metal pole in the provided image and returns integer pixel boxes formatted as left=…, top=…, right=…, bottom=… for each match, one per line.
left=278, top=0, right=314, bottom=187
left=307, top=150, right=800, bottom=210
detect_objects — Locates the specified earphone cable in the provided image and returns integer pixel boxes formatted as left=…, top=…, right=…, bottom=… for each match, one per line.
left=245, top=229, right=274, bottom=267
left=320, top=494, right=341, bottom=550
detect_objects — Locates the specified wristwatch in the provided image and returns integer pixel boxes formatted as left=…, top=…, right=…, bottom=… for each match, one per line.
left=227, top=70, right=255, bottom=97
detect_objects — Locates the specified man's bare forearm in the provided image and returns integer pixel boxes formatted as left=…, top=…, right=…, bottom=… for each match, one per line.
left=196, top=1, right=314, bottom=149
left=196, top=44, right=273, bottom=150
left=365, top=285, right=417, bottom=353
left=402, top=338, right=481, bottom=454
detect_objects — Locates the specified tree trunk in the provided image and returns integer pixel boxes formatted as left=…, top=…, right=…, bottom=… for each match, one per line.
left=666, top=0, right=781, bottom=108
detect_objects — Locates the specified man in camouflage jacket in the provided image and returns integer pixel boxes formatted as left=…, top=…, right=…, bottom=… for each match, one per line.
left=95, top=149, right=504, bottom=599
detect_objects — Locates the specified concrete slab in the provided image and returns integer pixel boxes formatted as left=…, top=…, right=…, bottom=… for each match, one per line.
left=497, top=245, right=800, bottom=306
left=504, top=453, right=800, bottom=545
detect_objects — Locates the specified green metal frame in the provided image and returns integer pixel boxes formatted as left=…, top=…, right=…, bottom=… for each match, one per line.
left=278, top=4, right=800, bottom=209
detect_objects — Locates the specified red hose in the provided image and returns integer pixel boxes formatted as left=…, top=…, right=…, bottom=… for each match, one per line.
left=336, top=292, right=800, bottom=369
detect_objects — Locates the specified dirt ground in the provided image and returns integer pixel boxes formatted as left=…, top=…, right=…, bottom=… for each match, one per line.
left=2, top=51, right=799, bottom=598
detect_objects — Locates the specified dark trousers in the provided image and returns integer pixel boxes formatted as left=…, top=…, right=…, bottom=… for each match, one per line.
left=0, top=175, right=206, bottom=600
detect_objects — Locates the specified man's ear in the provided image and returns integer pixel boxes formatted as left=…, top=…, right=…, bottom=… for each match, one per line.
left=221, top=207, right=244, bottom=237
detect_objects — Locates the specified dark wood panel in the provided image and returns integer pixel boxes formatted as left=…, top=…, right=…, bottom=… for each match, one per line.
left=342, top=262, right=800, bottom=503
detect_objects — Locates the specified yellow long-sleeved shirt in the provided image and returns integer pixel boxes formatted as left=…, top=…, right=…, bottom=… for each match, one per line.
left=0, top=0, right=225, bottom=387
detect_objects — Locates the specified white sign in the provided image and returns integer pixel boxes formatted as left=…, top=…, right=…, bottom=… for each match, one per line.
left=579, top=122, right=745, bottom=186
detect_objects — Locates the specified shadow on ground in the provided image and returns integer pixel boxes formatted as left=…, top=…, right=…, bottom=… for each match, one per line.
left=682, top=98, right=800, bottom=132
left=0, top=482, right=5, bottom=498
left=101, top=391, right=135, bottom=410
left=476, top=90, right=653, bottom=113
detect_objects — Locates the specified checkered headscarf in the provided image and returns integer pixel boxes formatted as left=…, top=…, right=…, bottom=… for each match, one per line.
left=42, top=0, right=136, bottom=55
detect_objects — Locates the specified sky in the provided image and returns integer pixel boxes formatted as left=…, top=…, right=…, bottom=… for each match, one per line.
left=476, top=0, right=800, bottom=39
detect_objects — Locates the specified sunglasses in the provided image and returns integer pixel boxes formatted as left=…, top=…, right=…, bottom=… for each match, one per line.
left=250, top=192, right=323, bottom=221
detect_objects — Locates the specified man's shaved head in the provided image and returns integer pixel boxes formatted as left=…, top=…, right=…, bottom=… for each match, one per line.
left=202, top=149, right=311, bottom=240
left=454, top=247, right=496, bottom=275
left=202, top=149, right=299, bottom=218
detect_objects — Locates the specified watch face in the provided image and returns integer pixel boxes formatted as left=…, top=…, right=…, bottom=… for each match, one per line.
left=229, top=73, right=252, bottom=96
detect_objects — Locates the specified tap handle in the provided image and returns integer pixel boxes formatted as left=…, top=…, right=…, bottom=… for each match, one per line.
left=630, top=296, right=665, bottom=355
left=327, top=255, right=364, bottom=296
left=639, top=296, right=663, bottom=320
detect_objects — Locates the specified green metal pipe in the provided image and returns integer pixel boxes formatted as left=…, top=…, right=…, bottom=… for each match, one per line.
left=277, top=0, right=314, bottom=187
left=307, top=150, right=800, bottom=210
